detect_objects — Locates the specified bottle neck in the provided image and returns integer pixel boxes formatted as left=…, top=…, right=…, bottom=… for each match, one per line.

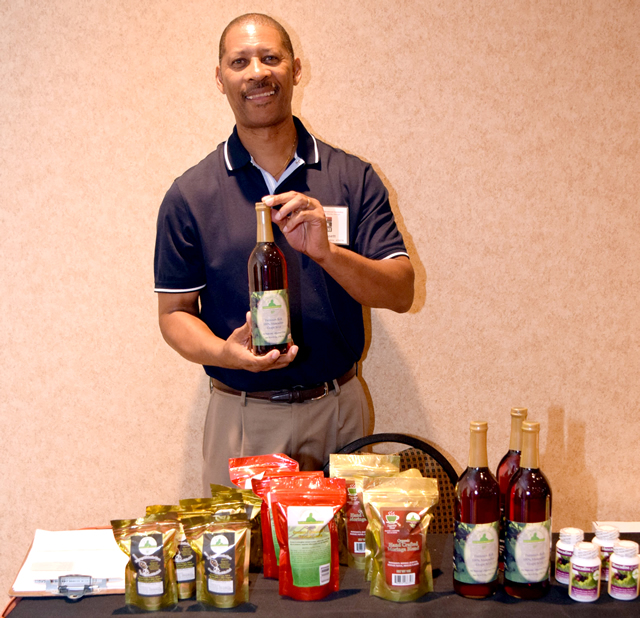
left=508, top=408, right=527, bottom=451
left=520, top=427, right=540, bottom=469
left=256, top=207, right=274, bottom=243
left=468, top=427, right=489, bottom=468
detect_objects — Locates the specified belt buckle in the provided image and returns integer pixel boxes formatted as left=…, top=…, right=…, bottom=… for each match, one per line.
left=309, top=382, right=329, bottom=402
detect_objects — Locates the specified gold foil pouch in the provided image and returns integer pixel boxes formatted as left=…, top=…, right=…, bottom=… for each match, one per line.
left=111, top=513, right=180, bottom=611
left=145, top=505, right=195, bottom=600
left=329, top=453, right=401, bottom=568
left=183, top=513, right=251, bottom=609
left=362, top=477, right=439, bottom=602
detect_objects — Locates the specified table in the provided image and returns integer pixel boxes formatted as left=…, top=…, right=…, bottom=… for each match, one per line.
left=6, top=534, right=639, bottom=617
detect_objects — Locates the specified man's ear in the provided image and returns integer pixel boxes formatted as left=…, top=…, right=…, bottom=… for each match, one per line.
left=293, top=57, right=302, bottom=86
left=215, top=66, right=225, bottom=94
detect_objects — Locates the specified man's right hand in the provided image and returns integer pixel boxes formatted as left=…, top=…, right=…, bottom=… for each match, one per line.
left=221, top=312, right=298, bottom=372
left=158, top=293, right=297, bottom=372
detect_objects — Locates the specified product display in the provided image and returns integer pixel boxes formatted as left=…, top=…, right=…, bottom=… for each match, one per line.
left=251, top=471, right=324, bottom=579
left=111, top=514, right=181, bottom=612
left=554, top=527, right=584, bottom=586
left=453, top=421, right=500, bottom=598
left=362, top=477, right=439, bottom=602
left=329, top=453, right=401, bottom=569
left=269, top=476, right=347, bottom=600
left=183, top=513, right=251, bottom=609
left=145, top=505, right=196, bottom=600
left=608, top=540, right=640, bottom=601
left=503, top=421, right=552, bottom=599
left=248, top=201, right=292, bottom=355
left=568, top=542, right=601, bottom=602
left=593, top=524, right=620, bottom=582
left=496, top=407, right=527, bottom=570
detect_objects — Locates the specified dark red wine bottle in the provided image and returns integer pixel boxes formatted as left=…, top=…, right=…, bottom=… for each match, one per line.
left=496, top=407, right=527, bottom=570
left=248, top=202, right=291, bottom=355
left=453, top=421, right=500, bottom=598
left=504, top=421, right=552, bottom=599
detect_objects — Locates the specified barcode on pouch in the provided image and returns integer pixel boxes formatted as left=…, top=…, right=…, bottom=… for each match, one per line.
left=392, top=573, right=415, bottom=586
left=354, top=542, right=366, bottom=554
left=319, top=563, right=330, bottom=585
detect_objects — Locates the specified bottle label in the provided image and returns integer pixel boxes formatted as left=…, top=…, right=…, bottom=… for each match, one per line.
left=203, top=532, right=236, bottom=595
left=380, top=507, right=423, bottom=588
left=287, top=506, right=333, bottom=587
left=132, top=533, right=165, bottom=597
left=555, top=546, right=573, bottom=585
left=250, top=290, right=290, bottom=346
left=453, top=521, right=499, bottom=583
left=609, top=560, right=639, bottom=600
left=344, top=481, right=368, bottom=557
left=569, top=562, right=600, bottom=602
left=504, top=520, right=551, bottom=583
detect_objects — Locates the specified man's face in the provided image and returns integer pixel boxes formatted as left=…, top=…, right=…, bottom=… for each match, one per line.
left=216, top=23, right=301, bottom=131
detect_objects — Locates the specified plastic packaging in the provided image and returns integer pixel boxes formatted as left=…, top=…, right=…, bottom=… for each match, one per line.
left=608, top=540, right=640, bottom=601
left=555, top=527, right=584, bottom=586
left=569, top=542, right=601, bottom=602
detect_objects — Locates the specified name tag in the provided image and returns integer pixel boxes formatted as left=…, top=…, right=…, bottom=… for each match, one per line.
left=323, top=206, right=349, bottom=245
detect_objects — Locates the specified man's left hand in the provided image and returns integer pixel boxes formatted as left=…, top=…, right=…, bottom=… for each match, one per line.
left=263, top=192, right=331, bottom=263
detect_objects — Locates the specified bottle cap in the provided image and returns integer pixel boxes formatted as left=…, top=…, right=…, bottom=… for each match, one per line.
left=521, top=421, right=540, bottom=433
left=559, top=527, right=584, bottom=544
left=572, top=542, right=598, bottom=560
left=613, top=540, right=639, bottom=558
left=594, top=524, right=620, bottom=541
left=470, top=421, right=488, bottom=432
left=510, top=407, right=527, bottom=418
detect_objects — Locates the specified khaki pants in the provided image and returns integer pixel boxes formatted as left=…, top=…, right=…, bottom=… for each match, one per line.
left=202, top=376, right=368, bottom=493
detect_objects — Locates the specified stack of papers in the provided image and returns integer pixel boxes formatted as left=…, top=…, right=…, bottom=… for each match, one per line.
left=11, top=529, right=127, bottom=596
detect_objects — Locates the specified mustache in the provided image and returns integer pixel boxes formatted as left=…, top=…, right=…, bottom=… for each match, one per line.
left=244, top=80, right=278, bottom=96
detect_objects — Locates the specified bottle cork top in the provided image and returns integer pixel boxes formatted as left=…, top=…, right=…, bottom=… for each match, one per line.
left=470, top=421, right=488, bottom=432
left=521, top=421, right=540, bottom=433
left=572, top=542, right=598, bottom=560
left=510, top=407, right=528, bottom=418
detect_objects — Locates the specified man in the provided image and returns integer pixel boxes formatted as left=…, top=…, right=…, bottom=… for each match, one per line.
left=154, top=14, right=414, bottom=491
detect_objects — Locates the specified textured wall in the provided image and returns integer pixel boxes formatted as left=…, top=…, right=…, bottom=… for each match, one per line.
left=1, top=0, right=638, bottom=603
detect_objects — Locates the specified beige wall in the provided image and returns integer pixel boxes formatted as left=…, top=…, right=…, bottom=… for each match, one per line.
left=2, top=0, right=638, bottom=602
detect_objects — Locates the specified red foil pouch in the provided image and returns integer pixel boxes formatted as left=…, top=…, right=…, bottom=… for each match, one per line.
left=269, top=477, right=346, bottom=600
left=251, top=471, right=324, bottom=579
left=228, top=453, right=299, bottom=489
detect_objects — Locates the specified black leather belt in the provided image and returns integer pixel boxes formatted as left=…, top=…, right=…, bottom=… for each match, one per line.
left=210, top=365, right=357, bottom=404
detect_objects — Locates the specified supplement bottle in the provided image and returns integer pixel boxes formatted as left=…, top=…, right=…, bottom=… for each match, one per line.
left=569, top=542, right=601, bottom=603
left=555, top=527, right=584, bottom=585
left=608, top=540, right=639, bottom=601
left=592, top=525, right=619, bottom=582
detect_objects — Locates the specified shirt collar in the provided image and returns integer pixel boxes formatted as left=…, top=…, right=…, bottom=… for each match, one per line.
left=223, top=116, right=319, bottom=171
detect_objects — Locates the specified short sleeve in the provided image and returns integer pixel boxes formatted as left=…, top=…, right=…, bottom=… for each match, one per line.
left=352, top=164, right=408, bottom=260
left=154, top=182, right=207, bottom=292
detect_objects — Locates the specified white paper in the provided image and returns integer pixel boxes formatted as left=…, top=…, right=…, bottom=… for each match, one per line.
left=594, top=521, right=640, bottom=533
left=12, top=529, right=127, bottom=593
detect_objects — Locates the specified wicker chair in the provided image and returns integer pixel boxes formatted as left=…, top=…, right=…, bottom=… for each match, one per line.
left=324, top=432, right=458, bottom=534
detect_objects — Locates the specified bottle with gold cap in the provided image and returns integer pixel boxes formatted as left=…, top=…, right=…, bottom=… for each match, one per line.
left=496, top=407, right=528, bottom=570
left=453, top=421, right=500, bottom=598
left=248, top=202, right=292, bottom=355
left=504, top=421, right=552, bottom=599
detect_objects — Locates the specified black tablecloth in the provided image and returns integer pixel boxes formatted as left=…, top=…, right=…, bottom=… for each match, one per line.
left=7, top=534, right=639, bottom=617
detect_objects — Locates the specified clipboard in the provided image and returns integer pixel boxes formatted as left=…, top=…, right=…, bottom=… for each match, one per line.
left=9, top=528, right=127, bottom=600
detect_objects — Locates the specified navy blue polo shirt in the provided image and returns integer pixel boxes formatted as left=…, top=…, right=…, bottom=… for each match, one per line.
left=154, top=117, right=408, bottom=391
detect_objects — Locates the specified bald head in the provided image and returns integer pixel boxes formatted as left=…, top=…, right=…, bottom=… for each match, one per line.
left=219, top=13, right=295, bottom=64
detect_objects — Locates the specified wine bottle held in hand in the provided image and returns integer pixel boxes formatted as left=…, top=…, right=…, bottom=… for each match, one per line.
left=496, top=407, right=528, bottom=570
left=504, top=421, right=552, bottom=599
left=248, top=202, right=292, bottom=355
left=453, top=421, right=500, bottom=598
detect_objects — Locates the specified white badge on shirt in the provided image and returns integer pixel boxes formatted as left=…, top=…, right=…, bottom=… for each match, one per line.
left=323, top=206, right=349, bottom=245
